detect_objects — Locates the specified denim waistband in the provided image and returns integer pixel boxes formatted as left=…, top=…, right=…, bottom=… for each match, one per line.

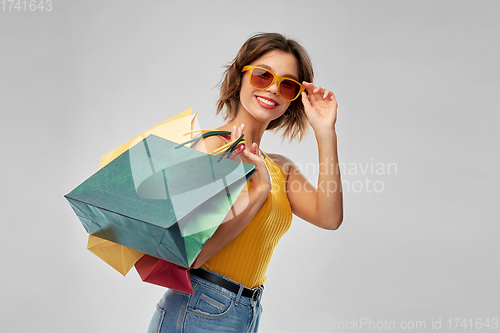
left=190, top=268, right=264, bottom=306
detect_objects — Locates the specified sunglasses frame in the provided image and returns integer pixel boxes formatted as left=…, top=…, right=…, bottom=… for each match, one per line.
left=241, top=65, right=305, bottom=102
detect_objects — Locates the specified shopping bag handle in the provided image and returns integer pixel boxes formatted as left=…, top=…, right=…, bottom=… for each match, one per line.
left=175, top=129, right=246, bottom=162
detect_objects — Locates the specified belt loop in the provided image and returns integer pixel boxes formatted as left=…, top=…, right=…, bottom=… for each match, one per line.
left=235, top=284, right=244, bottom=306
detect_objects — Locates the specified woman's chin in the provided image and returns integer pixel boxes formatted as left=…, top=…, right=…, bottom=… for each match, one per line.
left=249, top=108, right=283, bottom=123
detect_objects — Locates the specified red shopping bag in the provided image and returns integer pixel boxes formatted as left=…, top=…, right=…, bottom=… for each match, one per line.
left=135, top=255, right=196, bottom=294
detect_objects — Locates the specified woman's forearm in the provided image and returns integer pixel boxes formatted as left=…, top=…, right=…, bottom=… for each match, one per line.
left=192, top=185, right=270, bottom=269
left=315, top=129, right=343, bottom=229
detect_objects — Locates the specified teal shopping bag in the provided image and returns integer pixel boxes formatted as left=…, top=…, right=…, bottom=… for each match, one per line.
left=65, top=134, right=255, bottom=268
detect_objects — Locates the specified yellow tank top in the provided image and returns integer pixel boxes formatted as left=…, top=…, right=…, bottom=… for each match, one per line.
left=202, top=149, right=293, bottom=289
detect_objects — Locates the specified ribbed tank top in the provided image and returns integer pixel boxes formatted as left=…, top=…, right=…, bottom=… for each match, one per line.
left=202, top=149, right=293, bottom=289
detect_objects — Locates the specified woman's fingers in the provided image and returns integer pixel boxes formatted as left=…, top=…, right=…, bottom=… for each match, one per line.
left=241, top=143, right=259, bottom=162
left=241, top=142, right=271, bottom=192
left=303, top=81, right=333, bottom=101
left=251, top=142, right=257, bottom=155
left=301, top=91, right=312, bottom=111
left=231, top=124, right=245, bottom=142
left=303, top=82, right=317, bottom=105
left=304, top=81, right=324, bottom=105
left=241, top=146, right=253, bottom=164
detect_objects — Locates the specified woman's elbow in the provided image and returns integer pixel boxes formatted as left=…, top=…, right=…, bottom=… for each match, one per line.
left=191, top=252, right=208, bottom=269
left=324, top=214, right=343, bottom=230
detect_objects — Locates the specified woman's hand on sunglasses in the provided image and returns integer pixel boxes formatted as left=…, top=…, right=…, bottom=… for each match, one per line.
left=301, top=81, right=338, bottom=132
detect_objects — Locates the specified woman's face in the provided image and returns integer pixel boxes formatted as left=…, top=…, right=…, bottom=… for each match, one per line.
left=238, top=49, right=299, bottom=123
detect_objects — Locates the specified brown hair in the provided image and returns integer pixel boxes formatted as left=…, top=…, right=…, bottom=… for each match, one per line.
left=216, top=33, right=314, bottom=143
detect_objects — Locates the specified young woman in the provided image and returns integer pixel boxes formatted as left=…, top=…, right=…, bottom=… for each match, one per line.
left=147, top=32, right=342, bottom=333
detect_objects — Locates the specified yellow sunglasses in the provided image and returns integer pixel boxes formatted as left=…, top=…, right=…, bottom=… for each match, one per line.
left=241, top=65, right=305, bottom=101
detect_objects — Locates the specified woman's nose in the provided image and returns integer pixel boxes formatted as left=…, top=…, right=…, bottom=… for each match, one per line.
left=266, top=80, right=280, bottom=95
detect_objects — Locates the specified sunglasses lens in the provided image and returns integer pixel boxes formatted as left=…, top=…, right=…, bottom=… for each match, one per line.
left=248, top=67, right=301, bottom=101
left=279, top=79, right=301, bottom=100
left=250, top=68, right=274, bottom=89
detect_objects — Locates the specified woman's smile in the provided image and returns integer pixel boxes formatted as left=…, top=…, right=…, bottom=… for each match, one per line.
left=255, top=95, right=279, bottom=109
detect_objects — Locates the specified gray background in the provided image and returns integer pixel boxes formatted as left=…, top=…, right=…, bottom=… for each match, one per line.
left=1, top=1, right=499, bottom=332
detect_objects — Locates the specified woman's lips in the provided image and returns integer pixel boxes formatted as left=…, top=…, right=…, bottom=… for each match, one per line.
left=255, top=96, right=279, bottom=109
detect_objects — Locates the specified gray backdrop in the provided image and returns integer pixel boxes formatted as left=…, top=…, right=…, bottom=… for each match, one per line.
left=1, top=1, right=498, bottom=332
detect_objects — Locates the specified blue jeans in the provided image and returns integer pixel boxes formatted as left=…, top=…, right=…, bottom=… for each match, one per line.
left=147, top=268, right=263, bottom=332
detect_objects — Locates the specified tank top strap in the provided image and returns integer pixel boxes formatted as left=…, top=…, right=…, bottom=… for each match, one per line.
left=259, top=148, right=267, bottom=159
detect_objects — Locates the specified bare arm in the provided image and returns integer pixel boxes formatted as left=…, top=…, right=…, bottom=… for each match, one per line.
left=190, top=124, right=272, bottom=268
left=193, top=185, right=269, bottom=268
left=280, top=82, right=342, bottom=230
left=283, top=131, right=343, bottom=230
left=271, top=133, right=342, bottom=231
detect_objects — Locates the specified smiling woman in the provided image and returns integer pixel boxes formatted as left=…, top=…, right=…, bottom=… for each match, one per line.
left=147, top=32, right=343, bottom=333
left=217, top=33, right=314, bottom=144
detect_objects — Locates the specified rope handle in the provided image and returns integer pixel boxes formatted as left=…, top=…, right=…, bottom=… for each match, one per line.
left=175, top=129, right=246, bottom=162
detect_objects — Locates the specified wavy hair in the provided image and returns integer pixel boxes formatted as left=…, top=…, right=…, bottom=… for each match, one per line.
left=216, top=33, right=314, bottom=143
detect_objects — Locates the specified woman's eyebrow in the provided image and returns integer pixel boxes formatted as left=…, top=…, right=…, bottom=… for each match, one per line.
left=255, top=64, right=299, bottom=81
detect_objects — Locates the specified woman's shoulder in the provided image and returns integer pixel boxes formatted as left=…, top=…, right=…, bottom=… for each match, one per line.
left=191, top=130, right=245, bottom=163
left=190, top=132, right=228, bottom=154
left=264, top=152, right=293, bottom=177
